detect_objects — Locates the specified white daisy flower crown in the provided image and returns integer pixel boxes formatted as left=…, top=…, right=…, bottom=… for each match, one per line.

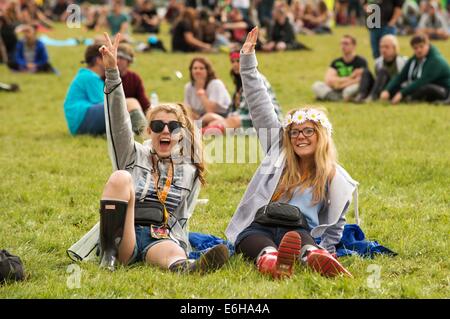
left=283, top=108, right=333, bottom=136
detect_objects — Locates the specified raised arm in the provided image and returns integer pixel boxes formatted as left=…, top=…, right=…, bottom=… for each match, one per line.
left=240, top=27, right=283, bottom=154
left=100, top=33, right=136, bottom=170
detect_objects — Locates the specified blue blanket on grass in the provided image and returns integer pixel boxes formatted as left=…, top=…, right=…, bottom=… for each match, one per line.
left=188, top=224, right=396, bottom=260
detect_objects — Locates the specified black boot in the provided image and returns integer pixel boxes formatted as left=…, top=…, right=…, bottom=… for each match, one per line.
left=169, top=244, right=229, bottom=274
left=99, top=200, right=128, bottom=271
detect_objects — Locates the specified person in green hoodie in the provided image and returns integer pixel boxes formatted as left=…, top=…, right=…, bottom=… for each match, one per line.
left=380, top=33, right=450, bottom=104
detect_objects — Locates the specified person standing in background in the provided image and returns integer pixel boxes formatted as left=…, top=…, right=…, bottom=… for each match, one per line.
left=364, top=0, right=404, bottom=58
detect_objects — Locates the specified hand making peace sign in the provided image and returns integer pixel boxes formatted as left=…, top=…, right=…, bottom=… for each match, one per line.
left=99, top=32, right=122, bottom=70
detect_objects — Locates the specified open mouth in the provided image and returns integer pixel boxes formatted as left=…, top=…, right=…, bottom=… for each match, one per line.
left=296, top=143, right=310, bottom=148
left=160, top=138, right=171, bottom=147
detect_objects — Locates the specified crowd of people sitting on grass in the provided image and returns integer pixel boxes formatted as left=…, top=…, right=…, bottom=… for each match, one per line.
left=313, top=32, right=450, bottom=104
left=63, top=31, right=449, bottom=138
left=0, top=1, right=449, bottom=285
left=1, top=1, right=449, bottom=104
left=1, top=0, right=449, bottom=57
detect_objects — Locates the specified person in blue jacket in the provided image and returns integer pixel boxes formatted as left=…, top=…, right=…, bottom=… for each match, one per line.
left=63, top=42, right=149, bottom=136
left=63, top=43, right=106, bottom=135
left=8, top=24, right=54, bottom=73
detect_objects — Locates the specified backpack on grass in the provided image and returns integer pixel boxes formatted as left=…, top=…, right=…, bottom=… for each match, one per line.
left=0, top=249, right=25, bottom=283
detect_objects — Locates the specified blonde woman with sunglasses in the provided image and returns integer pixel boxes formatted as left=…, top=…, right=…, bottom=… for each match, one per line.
left=226, top=27, right=357, bottom=279
left=95, top=33, right=229, bottom=272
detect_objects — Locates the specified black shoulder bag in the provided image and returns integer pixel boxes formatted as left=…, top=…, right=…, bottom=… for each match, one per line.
left=134, top=156, right=172, bottom=226
left=134, top=201, right=165, bottom=226
left=254, top=202, right=309, bottom=228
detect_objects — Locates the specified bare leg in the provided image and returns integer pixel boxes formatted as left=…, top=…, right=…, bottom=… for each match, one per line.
left=275, top=42, right=287, bottom=51
left=126, top=97, right=142, bottom=112
left=208, top=115, right=241, bottom=129
left=145, top=240, right=187, bottom=269
left=185, top=105, right=201, bottom=121
left=262, top=41, right=276, bottom=52
left=200, top=113, right=225, bottom=127
left=101, top=170, right=136, bottom=265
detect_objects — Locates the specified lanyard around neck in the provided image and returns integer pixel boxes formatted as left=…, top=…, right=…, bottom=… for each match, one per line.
left=151, top=155, right=174, bottom=225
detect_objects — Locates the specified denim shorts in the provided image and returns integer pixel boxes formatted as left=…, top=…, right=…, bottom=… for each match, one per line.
left=76, top=103, right=106, bottom=135
left=128, top=225, right=175, bottom=264
left=235, top=221, right=316, bottom=249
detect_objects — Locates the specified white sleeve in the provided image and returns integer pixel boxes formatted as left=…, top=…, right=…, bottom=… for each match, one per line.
left=183, top=82, right=191, bottom=106
left=206, top=79, right=232, bottom=114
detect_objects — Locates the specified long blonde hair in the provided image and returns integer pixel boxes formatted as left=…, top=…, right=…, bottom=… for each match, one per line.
left=146, top=103, right=206, bottom=185
left=276, top=108, right=337, bottom=204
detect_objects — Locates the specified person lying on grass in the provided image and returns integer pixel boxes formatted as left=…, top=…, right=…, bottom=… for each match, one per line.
left=226, top=27, right=356, bottom=279
left=96, top=32, right=229, bottom=273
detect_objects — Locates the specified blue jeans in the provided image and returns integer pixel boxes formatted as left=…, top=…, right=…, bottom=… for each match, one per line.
left=76, top=103, right=105, bottom=135
left=369, top=25, right=397, bottom=59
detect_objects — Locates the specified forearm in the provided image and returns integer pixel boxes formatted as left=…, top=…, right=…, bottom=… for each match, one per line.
left=342, top=77, right=361, bottom=87
left=189, top=38, right=210, bottom=50
left=330, top=76, right=354, bottom=89
left=223, top=22, right=248, bottom=29
left=401, top=64, right=439, bottom=96
left=388, top=7, right=402, bottom=26
left=240, top=53, right=282, bottom=153
left=119, top=22, right=129, bottom=34
left=105, top=67, right=136, bottom=170
left=199, top=95, right=219, bottom=113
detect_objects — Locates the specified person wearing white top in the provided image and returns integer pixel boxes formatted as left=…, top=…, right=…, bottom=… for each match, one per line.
left=184, top=57, right=231, bottom=127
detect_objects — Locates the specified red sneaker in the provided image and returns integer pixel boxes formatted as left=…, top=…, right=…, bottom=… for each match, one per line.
left=256, top=251, right=278, bottom=277
left=306, top=249, right=353, bottom=278
left=276, top=231, right=302, bottom=278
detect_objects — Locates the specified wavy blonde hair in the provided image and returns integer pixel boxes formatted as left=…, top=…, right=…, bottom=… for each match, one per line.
left=275, top=107, right=337, bottom=204
left=146, top=103, right=206, bottom=185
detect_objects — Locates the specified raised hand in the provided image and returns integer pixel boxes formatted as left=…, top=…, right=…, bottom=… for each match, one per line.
left=99, top=32, right=121, bottom=70
left=242, top=27, right=258, bottom=55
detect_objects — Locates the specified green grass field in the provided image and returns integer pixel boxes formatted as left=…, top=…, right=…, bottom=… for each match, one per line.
left=0, top=23, right=449, bottom=298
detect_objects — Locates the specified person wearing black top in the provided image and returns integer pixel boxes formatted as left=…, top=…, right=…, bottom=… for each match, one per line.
left=132, top=0, right=161, bottom=34
left=262, top=7, right=309, bottom=52
left=363, top=0, right=404, bottom=58
left=48, top=0, right=69, bottom=22
left=171, top=7, right=212, bottom=52
left=0, top=15, right=18, bottom=65
left=312, top=35, right=368, bottom=102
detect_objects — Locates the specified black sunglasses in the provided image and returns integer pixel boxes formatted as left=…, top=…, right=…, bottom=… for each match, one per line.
left=149, top=120, right=182, bottom=134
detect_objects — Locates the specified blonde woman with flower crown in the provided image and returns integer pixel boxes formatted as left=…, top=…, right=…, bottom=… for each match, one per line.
left=225, top=27, right=357, bottom=279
